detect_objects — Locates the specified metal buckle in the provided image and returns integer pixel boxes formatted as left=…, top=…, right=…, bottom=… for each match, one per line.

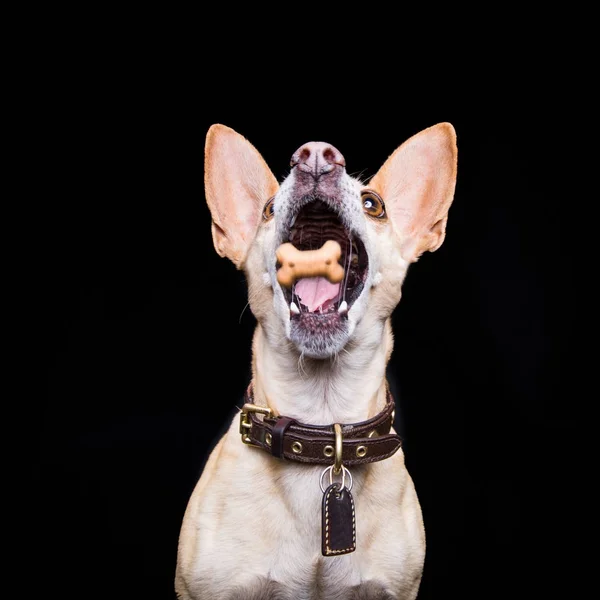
left=239, top=403, right=273, bottom=445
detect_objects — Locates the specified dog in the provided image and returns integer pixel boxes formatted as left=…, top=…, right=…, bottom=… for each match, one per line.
left=175, top=122, right=457, bottom=599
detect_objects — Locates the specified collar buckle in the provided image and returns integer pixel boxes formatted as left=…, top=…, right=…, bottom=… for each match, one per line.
left=239, top=403, right=273, bottom=445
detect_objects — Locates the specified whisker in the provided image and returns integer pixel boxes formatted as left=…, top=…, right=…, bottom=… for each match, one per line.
left=342, top=233, right=353, bottom=305
left=348, top=168, right=369, bottom=185
left=297, top=352, right=308, bottom=378
left=239, top=301, right=250, bottom=324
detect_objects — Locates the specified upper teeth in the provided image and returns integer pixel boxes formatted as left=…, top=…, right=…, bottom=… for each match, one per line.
left=290, top=301, right=300, bottom=315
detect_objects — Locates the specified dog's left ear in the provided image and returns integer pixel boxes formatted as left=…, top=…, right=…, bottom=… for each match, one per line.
left=369, top=123, right=458, bottom=262
left=205, top=124, right=279, bottom=268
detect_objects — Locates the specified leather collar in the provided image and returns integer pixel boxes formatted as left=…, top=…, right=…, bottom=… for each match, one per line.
left=239, top=384, right=402, bottom=466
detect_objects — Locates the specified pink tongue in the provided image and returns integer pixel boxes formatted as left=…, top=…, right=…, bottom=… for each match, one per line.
left=295, top=277, right=341, bottom=312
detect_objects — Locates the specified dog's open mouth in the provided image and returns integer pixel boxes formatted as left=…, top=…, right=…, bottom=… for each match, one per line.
left=279, top=200, right=368, bottom=322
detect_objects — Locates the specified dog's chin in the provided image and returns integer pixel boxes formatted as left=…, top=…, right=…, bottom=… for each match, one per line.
left=289, top=312, right=351, bottom=359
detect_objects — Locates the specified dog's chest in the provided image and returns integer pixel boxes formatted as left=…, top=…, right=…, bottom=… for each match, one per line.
left=188, top=469, right=362, bottom=597
left=185, top=455, right=423, bottom=599
left=235, top=578, right=398, bottom=600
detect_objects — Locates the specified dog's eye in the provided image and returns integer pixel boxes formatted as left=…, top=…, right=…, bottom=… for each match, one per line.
left=361, top=191, right=386, bottom=219
left=263, top=196, right=275, bottom=221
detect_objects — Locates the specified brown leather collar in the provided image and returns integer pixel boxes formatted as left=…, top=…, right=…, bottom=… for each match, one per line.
left=239, top=384, right=402, bottom=466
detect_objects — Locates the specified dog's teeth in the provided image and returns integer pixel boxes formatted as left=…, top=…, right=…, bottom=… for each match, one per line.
left=290, top=301, right=300, bottom=315
left=338, top=301, right=348, bottom=314
left=289, top=214, right=297, bottom=228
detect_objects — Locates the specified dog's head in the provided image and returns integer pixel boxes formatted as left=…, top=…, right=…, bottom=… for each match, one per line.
left=205, top=124, right=457, bottom=359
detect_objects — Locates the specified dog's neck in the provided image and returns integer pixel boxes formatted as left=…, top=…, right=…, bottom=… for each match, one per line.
left=250, top=317, right=393, bottom=426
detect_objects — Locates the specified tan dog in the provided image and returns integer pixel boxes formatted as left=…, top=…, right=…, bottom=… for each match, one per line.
left=175, top=123, right=457, bottom=599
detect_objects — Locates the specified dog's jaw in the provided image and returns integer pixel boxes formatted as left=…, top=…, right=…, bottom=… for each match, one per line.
left=253, top=168, right=387, bottom=360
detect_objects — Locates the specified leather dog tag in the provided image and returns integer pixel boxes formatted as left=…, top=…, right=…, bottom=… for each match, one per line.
left=321, top=484, right=356, bottom=556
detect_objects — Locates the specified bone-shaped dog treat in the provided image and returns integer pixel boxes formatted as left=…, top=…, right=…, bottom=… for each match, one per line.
left=276, top=240, right=345, bottom=288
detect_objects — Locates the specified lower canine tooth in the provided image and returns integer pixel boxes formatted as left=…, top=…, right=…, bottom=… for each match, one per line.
left=290, top=302, right=300, bottom=315
left=338, top=301, right=348, bottom=314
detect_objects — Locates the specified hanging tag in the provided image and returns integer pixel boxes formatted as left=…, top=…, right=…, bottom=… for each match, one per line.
left=320, top=465, right=356, bottom=556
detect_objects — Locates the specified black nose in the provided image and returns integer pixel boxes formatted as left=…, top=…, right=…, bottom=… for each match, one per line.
left=290, top=142, right=346, bottom=179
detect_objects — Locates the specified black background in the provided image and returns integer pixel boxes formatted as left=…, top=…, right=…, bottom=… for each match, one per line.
left=38, top=43, right=586, bottom=600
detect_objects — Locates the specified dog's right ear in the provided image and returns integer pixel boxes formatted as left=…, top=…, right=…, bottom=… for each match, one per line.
left=369, top=123, right=457, bottom=263
left=204, top=124, right=279, bottom=268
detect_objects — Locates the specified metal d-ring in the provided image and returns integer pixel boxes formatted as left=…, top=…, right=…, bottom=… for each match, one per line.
left=333, top=423, right=343, bottom=475
left=319, top=464, right=353, bottom=493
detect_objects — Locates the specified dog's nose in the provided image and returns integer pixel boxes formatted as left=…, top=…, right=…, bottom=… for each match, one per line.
left=290, top=142, right=346, bottom=179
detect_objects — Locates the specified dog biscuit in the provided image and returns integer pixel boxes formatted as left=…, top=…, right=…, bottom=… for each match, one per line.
left=276, top=240, right=345, bottom=288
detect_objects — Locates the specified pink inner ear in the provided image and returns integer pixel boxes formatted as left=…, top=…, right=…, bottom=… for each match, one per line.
left=368, top=123, right=457, bottom=258
left=204, top=125, right=279, bottom=267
